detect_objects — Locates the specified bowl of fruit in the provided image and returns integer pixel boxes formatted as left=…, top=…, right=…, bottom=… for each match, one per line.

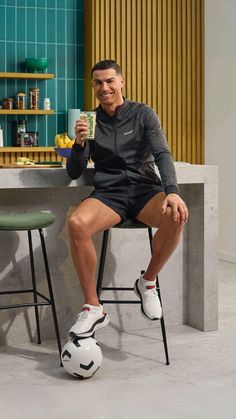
left=54, top=133, right=74, bottom=158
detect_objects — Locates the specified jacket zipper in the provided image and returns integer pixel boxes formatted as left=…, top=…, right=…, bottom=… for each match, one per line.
left=111, top=119, right=117, bottom=157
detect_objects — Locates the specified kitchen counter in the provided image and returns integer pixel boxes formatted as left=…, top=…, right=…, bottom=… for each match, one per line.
left=0, top=161, right=215, bottom=188
left=0, top=163, right=218, bottom=343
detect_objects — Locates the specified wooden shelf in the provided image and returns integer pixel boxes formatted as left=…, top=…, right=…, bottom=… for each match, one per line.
left=0, top=109, right=55, bottom=115
left=0, top=147, right=64, bottom=165
left=0, top=72, right=55, bottom=79
left=0, top=147, right=55, bottom=152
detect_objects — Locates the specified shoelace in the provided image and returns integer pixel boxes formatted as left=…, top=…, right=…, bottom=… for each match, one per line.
left=144, top=287, right=158, bottom=299
left=77, top=310, right=90, bottom=321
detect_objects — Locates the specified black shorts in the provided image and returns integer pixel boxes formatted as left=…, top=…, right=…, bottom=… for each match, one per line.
left=89, top=185, right=164, bottom=221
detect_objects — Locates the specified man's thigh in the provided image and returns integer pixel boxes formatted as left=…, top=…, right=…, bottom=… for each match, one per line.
left=70, top=197, right=122, bottom=234
left=135, top=192, right=166, bottom=227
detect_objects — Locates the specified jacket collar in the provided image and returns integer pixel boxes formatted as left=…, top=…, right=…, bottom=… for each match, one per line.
left=96, top=97, right=130, bottom=121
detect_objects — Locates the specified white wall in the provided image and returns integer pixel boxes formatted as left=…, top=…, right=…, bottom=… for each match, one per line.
left=205, top=0, right=236, bottom=263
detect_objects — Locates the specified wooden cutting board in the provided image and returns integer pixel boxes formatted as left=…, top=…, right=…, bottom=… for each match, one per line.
left=0, top=164, right=63, bottom=168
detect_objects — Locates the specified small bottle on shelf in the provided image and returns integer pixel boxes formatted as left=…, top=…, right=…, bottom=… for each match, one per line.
left=0, top=125, right=3, bottom=147
left=43, top=98, right=51, bottom=110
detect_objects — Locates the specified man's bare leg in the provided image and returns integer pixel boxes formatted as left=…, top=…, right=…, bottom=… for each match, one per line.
left=68, top=198, right=121, bottom=305
left=134, top=192, right=186, bottom=319
left=136, top=192, right=185, bottom=280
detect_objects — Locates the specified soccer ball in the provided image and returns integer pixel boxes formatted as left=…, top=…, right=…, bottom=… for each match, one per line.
left=61, top=337, right=103, bottom=379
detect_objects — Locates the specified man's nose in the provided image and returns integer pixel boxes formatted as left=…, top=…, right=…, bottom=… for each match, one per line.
left=101, top=82, right=109, bottom=90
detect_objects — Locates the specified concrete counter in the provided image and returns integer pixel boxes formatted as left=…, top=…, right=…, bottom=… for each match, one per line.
left=0, top=162, right=215, bottom=188
left=0, top=163, right=218, bottom=344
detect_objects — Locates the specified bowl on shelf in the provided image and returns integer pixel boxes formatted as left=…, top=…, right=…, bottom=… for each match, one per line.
left=54, top=148, right=72, bottom=158
left=25, top=57, right=48, bottom=72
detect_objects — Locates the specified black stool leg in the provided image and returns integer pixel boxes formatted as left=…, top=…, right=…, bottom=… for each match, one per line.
left=28, top=230, right=41, bottom=344
left=38, top=228, right=62, bottom=360
left=148, top=228, right=170, bottom=365
left=96, top=229, right=110, bottom=299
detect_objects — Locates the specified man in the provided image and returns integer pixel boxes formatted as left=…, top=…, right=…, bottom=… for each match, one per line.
left=66, top=59, right=188, bottom=338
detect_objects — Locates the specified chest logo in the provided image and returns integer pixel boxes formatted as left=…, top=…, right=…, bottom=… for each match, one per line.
left=123, top=129, right=133, bottom=135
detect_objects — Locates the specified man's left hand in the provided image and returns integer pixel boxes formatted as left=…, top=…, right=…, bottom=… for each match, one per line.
left=162, top=193, right=188, bottom=223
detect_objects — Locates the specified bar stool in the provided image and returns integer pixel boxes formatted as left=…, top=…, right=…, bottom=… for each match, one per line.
left=0, top=212, right=62, bottom=360
left=96, top=219, right=170, bottom=365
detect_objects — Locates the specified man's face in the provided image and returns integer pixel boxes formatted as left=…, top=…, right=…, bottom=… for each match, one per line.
left=91, top=68, right=124, bottom=108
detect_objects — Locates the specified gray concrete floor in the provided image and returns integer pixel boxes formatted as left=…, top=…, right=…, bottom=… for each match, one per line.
left=0, top=260, right=236, bottom=419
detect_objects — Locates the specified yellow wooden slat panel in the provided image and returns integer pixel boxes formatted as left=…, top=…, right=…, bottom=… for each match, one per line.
left=84, top=0, right=204, bottom=164
left=181, top=0, right=187, bottom=162
left=186, top=0, right=192, bottom=162
left=136, top=0, right=142, bottom=103
left=131, top=0, right=137, bottom=99
left=110, top=0, right=116, bottom=59
left=177, top=0, right=183, bottom=161
left=172, top=0, right=177, bottom=158
left=201, top=0, right=205, bottom=164
left=167, top=0, right=173, bottom=151
left=162, top=0, right=168, bottom=137
left=126, top=0, right=132, bottom=100
left=191, top=0, right=197, bottom=164
left=152, top=0, right=157, bottom=111
left=115, top=0, right=121, bottom=70
left=146, top=0, right=152, bottom=106
left=157, top=0, right=163, bottom=121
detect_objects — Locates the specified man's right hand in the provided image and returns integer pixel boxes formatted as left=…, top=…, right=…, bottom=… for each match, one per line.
left=74, top=120, right=89, bottom=147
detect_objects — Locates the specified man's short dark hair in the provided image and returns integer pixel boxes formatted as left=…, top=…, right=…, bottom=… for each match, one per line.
left=91, top=60, right=122, bottom=77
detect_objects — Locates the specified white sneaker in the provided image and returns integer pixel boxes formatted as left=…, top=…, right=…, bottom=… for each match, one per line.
left=134, top=274, right=162, bottom=320
left=69, top=304, right=109, bottom=338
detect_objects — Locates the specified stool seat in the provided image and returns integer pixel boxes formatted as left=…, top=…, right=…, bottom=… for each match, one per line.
left=0, top=212, right=55, bottom=231
left=114, top=219, right=149, bottom=229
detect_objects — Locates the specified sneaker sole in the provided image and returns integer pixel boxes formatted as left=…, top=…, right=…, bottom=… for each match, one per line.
left=69, top=313, right=109, bottom=338
left=134, top=279, right=162, bottom=321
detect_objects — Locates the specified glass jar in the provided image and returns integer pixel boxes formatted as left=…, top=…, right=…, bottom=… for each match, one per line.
left=12, top=120, right=27, bottom=146
left=29, top=88, right=39, bottom=110
left=3, top=98, right=13, bottom=110
left=16, top=92, right=26, bottom=110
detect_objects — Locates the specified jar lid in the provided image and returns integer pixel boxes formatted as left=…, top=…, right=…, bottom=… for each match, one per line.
left=29, top=88, right=39, bottom=91
left=16, top=92, right=26, bottom=96
left=3, top=97, right=13, bottom=101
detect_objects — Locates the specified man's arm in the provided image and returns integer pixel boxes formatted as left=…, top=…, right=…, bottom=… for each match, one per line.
left=144, top=107, right=178, bottom=194
left=144, top=107, right=188, bottom=223
left=66, top=118, right=91, bottom=180
left=66, top=142, right=90, bottom=179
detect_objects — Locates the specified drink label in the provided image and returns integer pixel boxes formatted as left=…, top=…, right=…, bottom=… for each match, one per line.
left=80, top=111, right=96, bottom=139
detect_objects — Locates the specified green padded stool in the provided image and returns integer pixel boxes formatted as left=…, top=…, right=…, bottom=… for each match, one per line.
left=96, top=218, right=170, bottom=365
left=0, top=212, right=62, bottom=360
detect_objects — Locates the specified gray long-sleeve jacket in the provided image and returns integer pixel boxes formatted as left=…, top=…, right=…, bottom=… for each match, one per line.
left=66, top=99, right=179, bottom=195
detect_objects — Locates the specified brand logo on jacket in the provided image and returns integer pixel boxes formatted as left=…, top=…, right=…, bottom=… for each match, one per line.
left=123, top=130, right=133, bottom=135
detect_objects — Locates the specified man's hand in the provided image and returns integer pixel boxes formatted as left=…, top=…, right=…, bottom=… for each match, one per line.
left=74, top=120, right=89, bottom=147
left=162, top=193, right=188, bottom=223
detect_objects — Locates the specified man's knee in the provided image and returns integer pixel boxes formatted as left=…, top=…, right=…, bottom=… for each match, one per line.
left=162, top=207, right=185, bottom=234
left=68, top=211, right=89, bottom=237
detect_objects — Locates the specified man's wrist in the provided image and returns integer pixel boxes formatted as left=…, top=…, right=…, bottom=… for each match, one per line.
left=72, top=142, right=85, bottom=153
left=165, top=185, right=179, bottom=195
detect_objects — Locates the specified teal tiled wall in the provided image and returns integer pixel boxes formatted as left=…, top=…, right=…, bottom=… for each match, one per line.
left=0, top=0, right=84, bottom=146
